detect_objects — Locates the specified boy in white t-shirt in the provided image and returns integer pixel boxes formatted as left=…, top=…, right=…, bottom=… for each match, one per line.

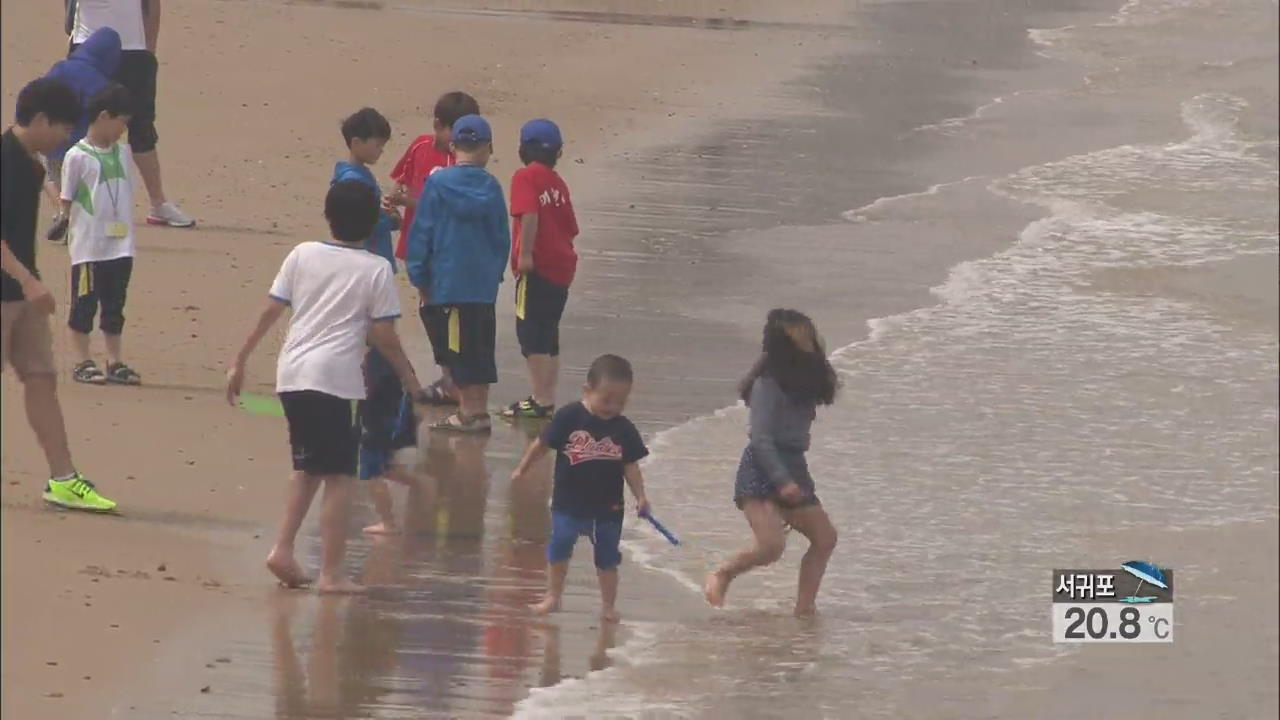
left=58, top=83, right=141, bottom=385
left=226, top=180, right=431, bottom=594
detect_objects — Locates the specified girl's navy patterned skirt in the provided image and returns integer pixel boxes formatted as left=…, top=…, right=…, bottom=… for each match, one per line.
left=734, top=445, right=820, bottom=510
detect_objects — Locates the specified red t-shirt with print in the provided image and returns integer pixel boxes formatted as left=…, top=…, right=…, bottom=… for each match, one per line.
left=509, top=162, right=579, bottom=287
left=390, top=133, right=455, bottom=260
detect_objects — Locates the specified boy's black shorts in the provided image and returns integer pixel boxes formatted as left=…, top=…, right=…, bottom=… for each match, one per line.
left=68, top=257, right=133, bottom=335
left=515, top=272, right=569, bottom=357
left=279, top=390, right=361, bottom=476
left=419, top=303, right=450, bottom=367
left=421, top=303, right=497, bottom=387
left=69, top=46, right=159, bottom=153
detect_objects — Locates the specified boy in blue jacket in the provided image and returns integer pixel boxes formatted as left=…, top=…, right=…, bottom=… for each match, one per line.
left=406, top=114, right=509, bottom=433
left=333, top=107, right=420, bottom=533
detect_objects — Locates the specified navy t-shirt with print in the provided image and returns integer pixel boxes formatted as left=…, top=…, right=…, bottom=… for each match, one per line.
left=542, top=402, right=649, bottom=520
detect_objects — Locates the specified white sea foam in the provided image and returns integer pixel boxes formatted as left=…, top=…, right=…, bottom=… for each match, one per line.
left=840, top=175, right=986, bottom=223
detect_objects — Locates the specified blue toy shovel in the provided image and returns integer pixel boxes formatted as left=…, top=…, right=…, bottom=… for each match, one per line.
left=638, top=509, right=680, bottom=546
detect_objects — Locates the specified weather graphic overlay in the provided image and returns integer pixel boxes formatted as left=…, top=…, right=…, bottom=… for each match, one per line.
left=1052, top=562, right=1174, bottom=643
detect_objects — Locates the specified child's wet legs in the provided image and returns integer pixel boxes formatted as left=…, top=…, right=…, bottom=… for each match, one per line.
left=527, top=353, right=559, bottom=407
left=317, top=474, right=365, bottom=594
left=533, top=561, right=568, bottom=615
left=593, top=518, right=624, bottom=621
left=598, top=568, right=620, bottom=622
left=458, top=383, right=489, bottom=419
left=362, top=463, right=418, bottom=534
left=784, top=504, right=837, bottom=616
left=536, top=511, right=581, bottom=614
left=363, top=478, right=398, bottom=534
left=705, top=499, right=787, bottom=607
left=268, top=471, right=321, bottom=587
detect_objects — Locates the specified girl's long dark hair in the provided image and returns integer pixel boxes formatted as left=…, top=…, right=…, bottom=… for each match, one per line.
left=739, top=309, right=839, bottom=406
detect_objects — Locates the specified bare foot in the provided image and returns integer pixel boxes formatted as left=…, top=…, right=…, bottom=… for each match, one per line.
left=266, top=550, right=313, bottom=589
left=530, top=596, right=561, bottom=616
left=316, top=576, right=368, bottom=595
left=601, top=607, right=622, bottom=623
left=794, top=604, right=818, bottom=618
left=704, top=571, right=729, bottom=608
left=362, top=522, right=401, bottom=535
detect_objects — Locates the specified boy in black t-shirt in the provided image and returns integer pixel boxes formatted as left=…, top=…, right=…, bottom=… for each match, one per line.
left=511, top=354, right=651, bottom=623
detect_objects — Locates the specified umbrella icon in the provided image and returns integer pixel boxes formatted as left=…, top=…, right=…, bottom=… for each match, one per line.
left=1119, top=561, right=1167, bottom=604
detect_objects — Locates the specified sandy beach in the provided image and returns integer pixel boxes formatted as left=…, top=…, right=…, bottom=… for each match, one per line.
left=3, top=0, right=1277, bottom=718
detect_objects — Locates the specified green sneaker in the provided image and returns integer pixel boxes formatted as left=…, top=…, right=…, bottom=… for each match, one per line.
left=43, top=473, right=117, bottom=512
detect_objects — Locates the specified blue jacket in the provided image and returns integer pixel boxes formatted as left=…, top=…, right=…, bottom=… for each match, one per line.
left=44, top=27, right=121, bottom=163
left=406, top=164, right=510, bottom=304
left=331, top=161, right=398, bottom=272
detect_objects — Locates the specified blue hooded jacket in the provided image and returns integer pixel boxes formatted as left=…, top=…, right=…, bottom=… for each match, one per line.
left=43, top=27, right=121, bottom=163
left=406, top=164, right=510, bottom=304
left=331, top=161, right=398, bottom=272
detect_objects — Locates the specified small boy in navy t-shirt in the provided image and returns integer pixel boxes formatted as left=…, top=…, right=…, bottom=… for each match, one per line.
left=511, top=354, right=651, bottom=623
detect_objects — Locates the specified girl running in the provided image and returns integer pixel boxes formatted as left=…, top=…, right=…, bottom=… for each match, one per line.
left=704, top=309, right=840, bottom=617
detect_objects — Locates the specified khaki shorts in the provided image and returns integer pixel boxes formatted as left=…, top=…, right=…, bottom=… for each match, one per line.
left=1, top=300, right=57, bottom=377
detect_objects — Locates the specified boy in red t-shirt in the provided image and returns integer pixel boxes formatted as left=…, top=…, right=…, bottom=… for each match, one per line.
left=387, top=91, right=480, bottom=404
left=502, top=119, right=580, bottom=420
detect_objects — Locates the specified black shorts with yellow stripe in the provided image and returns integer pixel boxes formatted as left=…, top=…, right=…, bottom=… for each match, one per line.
left=420, top=303, right=497, bottom=387
left=68, top=256, right=133, bottom=335
left=514, top=272, right=569, bottom=358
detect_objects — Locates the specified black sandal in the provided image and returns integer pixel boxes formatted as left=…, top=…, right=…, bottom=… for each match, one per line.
left=72, top=360, right=107, bottom=385
left=105, top=362, right=142, bottom=385
left=420, top=379, right=458, bottom=406
left=501, top=397, right=554, bottom=419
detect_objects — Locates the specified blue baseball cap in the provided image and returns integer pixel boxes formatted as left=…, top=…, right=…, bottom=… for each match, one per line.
left=452, top=114, right=492, bottom=144
left=520, top=118, right=563, bottom=149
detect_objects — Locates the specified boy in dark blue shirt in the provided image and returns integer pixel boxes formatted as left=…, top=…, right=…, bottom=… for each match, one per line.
left=332, top=107, right=400, bottom=268
left=333, top=107, right=418, bottom=534
left=511, top=354, right=652, bottom=623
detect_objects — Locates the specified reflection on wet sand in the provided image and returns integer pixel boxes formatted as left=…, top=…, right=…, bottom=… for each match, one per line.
left=256, top=426, right=620, bottom=719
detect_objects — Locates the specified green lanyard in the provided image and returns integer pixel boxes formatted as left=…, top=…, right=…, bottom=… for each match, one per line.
left=76, top=142, right=125, bottom=218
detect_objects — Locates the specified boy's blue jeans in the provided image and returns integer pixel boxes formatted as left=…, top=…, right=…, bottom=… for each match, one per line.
left=547, top=511, right=623, bottom=570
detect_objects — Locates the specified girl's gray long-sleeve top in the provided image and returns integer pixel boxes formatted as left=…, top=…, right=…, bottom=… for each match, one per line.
left=747, top=375, right=817, bottom=487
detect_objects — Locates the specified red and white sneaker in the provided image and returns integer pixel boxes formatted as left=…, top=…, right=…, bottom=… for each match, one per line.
left=147, top=202, right=196, bottom=228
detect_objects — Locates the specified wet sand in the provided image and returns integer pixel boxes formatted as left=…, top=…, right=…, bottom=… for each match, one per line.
left=104, top=425, right=711, bottom=718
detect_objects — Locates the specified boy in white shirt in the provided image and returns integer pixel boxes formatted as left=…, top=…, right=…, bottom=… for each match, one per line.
left=59, top=83, right=140, bottom=385
left=226, top=180, right=431, bottom=594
